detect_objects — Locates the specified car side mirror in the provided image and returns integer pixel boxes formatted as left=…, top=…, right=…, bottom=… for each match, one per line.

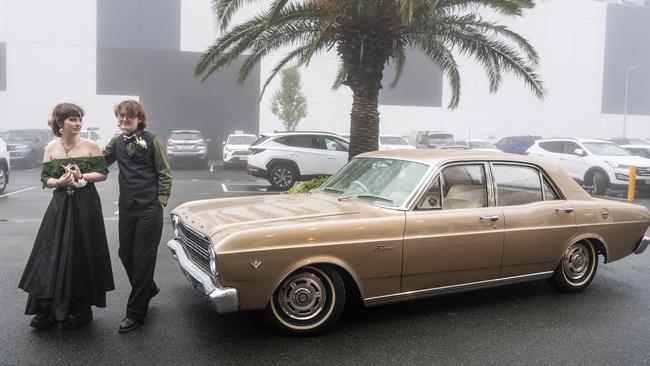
left=574, top=148, right=585, bottom=156
left=222, top=141, right=226, bottom=145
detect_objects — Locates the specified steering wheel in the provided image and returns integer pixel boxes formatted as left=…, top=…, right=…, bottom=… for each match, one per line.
left=349, top=180, right=370, bottom=194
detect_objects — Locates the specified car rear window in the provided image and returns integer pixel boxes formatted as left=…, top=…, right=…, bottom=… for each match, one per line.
left=170, top=132, right=202, bottom=140
left=380, top=136, right=408, bottom=145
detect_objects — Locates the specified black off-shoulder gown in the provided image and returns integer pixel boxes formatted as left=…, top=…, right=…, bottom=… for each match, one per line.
left=18, top=156, right=115, bottom=321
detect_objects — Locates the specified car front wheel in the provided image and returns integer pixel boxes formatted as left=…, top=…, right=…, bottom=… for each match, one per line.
left=591, top=171, right=608, bottom=196
left=548, top=241, right=598, bottom=293
left=0, top=167, right=7, bottom=193
left=266, top=266, right=345, bottom=336
left=269, top=164, right=297, bottom=190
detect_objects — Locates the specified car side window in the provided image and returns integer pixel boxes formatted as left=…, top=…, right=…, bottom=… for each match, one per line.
left=539, top=141, right=564, bottom=153
left=416, top=176, right=442, bottom=210
left=493, top=164, right=543, bottom=206
left=274, top=136, right=292, bottom=146
left=440, top=164, right=487, bottom=209
left=324, top=137, right=348, bottom=152
left=563, top=141, right=581, bottom=155
left=542, top=177, right=560, bottom=200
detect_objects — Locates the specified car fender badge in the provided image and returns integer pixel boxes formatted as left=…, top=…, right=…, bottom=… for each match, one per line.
left=251, top=260, right=262, bottom=270
left=601, top=208, right=609, bottom=220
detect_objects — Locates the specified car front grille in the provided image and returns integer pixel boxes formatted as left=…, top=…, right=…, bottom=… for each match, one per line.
left=233, top=150, right=248, bottom=156
left=177, top=220, right=211, bottom=273
left=636, top=167, right=650, bottom=177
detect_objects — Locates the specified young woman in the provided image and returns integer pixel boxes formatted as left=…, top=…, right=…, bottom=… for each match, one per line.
left=18, top=103, right=115, bottom=330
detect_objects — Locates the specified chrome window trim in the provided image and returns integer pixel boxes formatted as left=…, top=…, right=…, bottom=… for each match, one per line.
left=364, top=271, right=554, bottom=306
left=488, top=161, right=565, bottom=206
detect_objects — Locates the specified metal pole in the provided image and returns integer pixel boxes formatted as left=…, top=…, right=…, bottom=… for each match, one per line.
left=623, top=66, right=638, bottom=139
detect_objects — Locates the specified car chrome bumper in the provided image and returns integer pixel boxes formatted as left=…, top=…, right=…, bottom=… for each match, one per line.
left=635, top=236, right=650, bottom=255
left=166, top=239, right=239, bottom=313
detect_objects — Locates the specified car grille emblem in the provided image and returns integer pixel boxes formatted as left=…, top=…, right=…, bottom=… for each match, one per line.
left=251, top=260, right=262, bottom=270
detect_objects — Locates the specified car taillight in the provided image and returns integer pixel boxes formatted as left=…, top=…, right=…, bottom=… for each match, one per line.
left=249, top=148, right=265, bottom=155
left=197, top=139, right=205, bottom=146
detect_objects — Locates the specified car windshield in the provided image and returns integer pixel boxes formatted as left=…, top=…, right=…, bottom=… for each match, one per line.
left=227, top=135, right=257, bottom=144
left=426, top=133, right=454, bottom=144
left=582, top=142, right=631, bottom=156
left=380, top=136, right=408, bottom=145
left=469, top=141, right=496, bottom=148
left=318, top=157, right=429, bottom=208
left=170, top=132, right=202, bottom=140
left=7, top=130, right=41, bottom=141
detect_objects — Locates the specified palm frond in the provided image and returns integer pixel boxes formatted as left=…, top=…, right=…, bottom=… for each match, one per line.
left=388, top=47, right=407, bottom=89
left=438, top=0, right=535, bottom=17
left=332, top=62, right=348, bottom=90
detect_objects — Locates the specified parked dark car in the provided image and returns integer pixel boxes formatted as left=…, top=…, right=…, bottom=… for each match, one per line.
left=495, top=135, right=542, bottom=154
left=4, top=129, right=52, bottom=168
left=167, top=130, right=209, bottom=168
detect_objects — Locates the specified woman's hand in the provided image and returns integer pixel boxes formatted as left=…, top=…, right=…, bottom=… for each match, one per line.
left=56, top=171, right=75, bottom=187
left=62, top=164, right=82, bottom=180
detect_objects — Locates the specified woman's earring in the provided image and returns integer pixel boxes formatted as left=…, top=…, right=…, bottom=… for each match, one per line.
left=59, top=128, right=64, bottom=134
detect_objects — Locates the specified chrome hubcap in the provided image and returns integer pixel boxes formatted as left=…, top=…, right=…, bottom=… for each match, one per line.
left=563, top=243, right=591, bottom=281
left=277, top=272, right=326, bottom=321
left=0, top=169, right=5, bottom=188
left=272, top=167, right=293, bottom=188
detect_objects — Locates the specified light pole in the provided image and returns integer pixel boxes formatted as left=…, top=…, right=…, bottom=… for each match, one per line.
left=623, top=65, right=639, bottom=139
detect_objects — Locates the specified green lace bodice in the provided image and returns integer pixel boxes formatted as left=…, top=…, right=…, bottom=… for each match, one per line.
left=41, top=156, right=109, bottom=188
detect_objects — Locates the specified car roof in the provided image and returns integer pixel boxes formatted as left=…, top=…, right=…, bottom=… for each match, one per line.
left=267, top=131, right=342, bottom=137
left=622, top=144, right=650, bottom=148
left=536, top=137, right=609, bottom=143
left=228, top=133, right=257, bottom=137
left=359, top=149, right=548, bottom=167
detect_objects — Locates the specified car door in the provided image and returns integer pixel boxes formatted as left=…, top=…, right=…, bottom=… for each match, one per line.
left=557, top=141, right=590, bottom=180
left=493, top=163, right=577, bottom=278
left=323, top=136, right=349, bottom=174
left=403, top=163, right=504, bottom=292
left=283, top=134, right=327, bottom=176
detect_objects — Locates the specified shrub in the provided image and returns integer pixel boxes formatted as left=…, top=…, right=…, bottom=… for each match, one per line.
left=288, top=176, right=330, bottom=194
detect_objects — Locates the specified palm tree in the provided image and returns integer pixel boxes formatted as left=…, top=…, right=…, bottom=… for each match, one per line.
left=196, top=0, right=545, bottom=158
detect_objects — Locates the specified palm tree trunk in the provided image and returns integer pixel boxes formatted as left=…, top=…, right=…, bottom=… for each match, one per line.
left=349, top=84, right=380, bottom=159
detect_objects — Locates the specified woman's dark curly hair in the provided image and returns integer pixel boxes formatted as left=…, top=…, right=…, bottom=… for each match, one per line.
left=48, top=103, right=84, bottom=137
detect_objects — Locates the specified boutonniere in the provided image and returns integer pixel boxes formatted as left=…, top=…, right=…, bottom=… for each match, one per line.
left=127, top=135, right=148, bottom=156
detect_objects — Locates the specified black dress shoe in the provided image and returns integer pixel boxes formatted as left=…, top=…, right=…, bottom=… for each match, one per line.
left=119, top=317, right=144, bottom=333
left=29, top=314, right=55, bottom=331
left=61, top=310, right=93, bottom=330
left=150, top=284, right=160, bottom=300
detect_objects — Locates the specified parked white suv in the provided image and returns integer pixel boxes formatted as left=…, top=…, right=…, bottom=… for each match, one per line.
left=526, top=138, right=650, bottom=195
left=247, top=131, right=349, bottom=190
left=222, top=133, right=257, bottom=169
left=0, top=137, right=10, bottom=193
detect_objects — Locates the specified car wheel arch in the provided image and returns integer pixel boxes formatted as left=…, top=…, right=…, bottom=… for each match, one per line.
left=265, top=257, right=365, bottom=308
left=583, top=167, right=609, bottom=185
left=556, top=234, right=609, bottom=265
left=266, top=159, right=301, bottom=177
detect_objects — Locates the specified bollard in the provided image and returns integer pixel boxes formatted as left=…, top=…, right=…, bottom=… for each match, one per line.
left=628, top=165, right=636, bottom=202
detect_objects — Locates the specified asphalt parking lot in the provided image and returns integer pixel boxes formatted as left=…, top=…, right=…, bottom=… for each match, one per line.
left=1, top=166, right=650, bottom=365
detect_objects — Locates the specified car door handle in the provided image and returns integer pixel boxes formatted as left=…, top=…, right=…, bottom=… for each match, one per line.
left=374, top=245, right=395, bottom=252
left=289, top=153, right=299, bottom=157
left=327, top=156, right=337, bottom=160
left=555, top=207, right=574, bottom=213
left=479, top=215, right=500, bottom=222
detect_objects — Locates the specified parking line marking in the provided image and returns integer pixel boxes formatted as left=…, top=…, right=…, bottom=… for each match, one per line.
left=221, top=183, right=228, bottom=192
left=0, top=186, right=36, bottom=198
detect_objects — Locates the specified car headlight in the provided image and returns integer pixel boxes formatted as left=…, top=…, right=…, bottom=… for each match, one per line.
left=605, top=161, right=625, bottom=169
left=209, top=246, right=219, bottom=277
left=224, top=146, right=233, bottom=152
left=617, top=164, right=631, bottom=170
left=171, top=214, right=180, bottom=238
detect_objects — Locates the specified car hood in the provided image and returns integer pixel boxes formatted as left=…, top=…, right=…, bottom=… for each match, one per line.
left=379, top=145, right=416, bottom=150
left=599, top=155, right=650, bottom=167
left=224, top=144, right=251, bottom=150
left=173, top=193, right=363, bottom=237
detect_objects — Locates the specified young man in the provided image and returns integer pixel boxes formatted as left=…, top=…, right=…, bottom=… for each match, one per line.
left=104, top=100, right=172, bottom=333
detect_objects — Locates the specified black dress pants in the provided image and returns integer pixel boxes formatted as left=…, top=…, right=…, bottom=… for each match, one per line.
left=118, top=201, right=163, bottom=320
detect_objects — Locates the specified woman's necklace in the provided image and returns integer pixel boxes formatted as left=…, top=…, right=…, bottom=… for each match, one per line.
left=61, top=139, right=79, bottom=158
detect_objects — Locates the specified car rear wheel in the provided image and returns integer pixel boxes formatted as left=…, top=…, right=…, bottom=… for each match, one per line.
left=548, top=241, right=598, bottom=293
left=266, top=266, right=345, bottom=336
left=0, top=167, right=7, bottom=193
left=591, top=171, right=608, bottom=196
left=269, top=164, right=297, bottom=190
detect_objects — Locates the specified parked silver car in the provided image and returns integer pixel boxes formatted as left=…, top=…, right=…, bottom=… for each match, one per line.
left=167, top=130, right=209, bottom=168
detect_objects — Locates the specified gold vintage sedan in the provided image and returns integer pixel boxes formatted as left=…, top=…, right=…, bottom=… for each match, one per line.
left=167, top=150, right=650, bottom=335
